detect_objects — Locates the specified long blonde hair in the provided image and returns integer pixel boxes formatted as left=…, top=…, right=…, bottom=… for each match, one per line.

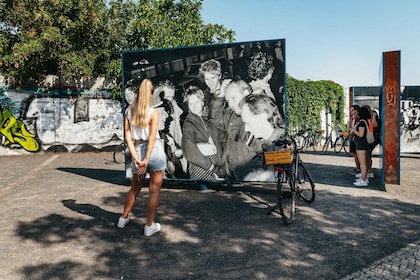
left=131, top=79, right=154, bottom=127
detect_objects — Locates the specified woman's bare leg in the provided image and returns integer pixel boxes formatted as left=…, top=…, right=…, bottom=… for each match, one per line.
left=367, top=149, right=373, bottom=173
left=122, top=174, right=143, bottom=219
left=146, top=170, right=164, bottom=226
left=356, top=150, right=367, bottom=181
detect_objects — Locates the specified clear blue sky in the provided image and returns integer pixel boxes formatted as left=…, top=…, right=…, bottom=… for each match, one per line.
left=201, top=0, right=419, bottom=88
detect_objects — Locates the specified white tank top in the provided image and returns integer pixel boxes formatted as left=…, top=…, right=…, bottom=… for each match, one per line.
left=128, top=108, right=160, bottom=141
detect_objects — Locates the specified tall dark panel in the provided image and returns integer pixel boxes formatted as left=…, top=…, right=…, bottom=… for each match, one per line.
left=382, top=51, right=401, bottom=184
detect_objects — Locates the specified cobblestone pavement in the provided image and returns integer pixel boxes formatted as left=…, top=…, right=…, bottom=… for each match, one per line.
left=0, top=150, right=419, bottom=279
left=341, top=240, right=419, bottom=280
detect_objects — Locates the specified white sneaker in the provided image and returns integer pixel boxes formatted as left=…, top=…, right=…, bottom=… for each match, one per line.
left=355, top=178, right=369, bottom=184
left=117, top=216, right=129, bottom=228
left=348, top=168, right=360, bottom=175
left=353, top=179, right=368, bottom=187
left=355, top=172, right=374, bottom=179
left=144, top=222, right=161, bottom=237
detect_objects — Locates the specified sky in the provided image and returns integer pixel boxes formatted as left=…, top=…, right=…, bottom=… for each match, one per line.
left=201, top=0, right=419, bottom=89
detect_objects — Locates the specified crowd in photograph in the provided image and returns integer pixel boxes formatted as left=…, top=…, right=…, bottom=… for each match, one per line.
left=124, top=50, right=286, bottom=185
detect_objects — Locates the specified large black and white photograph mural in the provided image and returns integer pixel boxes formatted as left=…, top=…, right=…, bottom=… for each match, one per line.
left=122, top=39, right=286, bottom=182
left=400, top=86, right=420, bottom=153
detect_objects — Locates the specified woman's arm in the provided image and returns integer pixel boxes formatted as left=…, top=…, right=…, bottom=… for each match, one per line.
left=372, top=112, right=379, bottom=128
left=143, top=110, right=159, bottom=163
left=124, top=115, right=139, bottom=162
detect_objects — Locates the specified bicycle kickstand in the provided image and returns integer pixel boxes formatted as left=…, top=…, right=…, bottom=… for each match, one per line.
left=267, top=203, right=279, bottom=215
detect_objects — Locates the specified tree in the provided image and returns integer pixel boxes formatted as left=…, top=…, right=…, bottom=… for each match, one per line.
left=0, top=0, right=235, bottom=88
left=286, top=74, right=345, bottom=130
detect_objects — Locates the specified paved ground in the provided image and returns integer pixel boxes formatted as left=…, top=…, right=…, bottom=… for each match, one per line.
left=0, top=149, right=418, bottom=280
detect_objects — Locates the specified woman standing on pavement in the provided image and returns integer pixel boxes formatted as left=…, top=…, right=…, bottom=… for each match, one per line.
left=117, top=79, right=167, bottom=237
left=348, top=105, right=361, bottom=175
left=351, top=106, right=371, bottom=187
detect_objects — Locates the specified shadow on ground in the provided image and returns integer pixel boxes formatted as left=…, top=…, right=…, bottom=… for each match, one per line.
left=57, top=167, right=129, bottom=186
left=15, top=185, right=419, bottom=279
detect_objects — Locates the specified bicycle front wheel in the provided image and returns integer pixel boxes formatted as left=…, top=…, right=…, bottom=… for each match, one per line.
left=296, top=162, right=315, bottom=203
left=277, top=170, right=296, bottom=224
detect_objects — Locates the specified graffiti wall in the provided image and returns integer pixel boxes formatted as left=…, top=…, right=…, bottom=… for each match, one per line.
left=400, top=86, right=420, bottom=153
left=0, top=90, right=124, bottom=155
left=122, top=39, right=286, bottom=182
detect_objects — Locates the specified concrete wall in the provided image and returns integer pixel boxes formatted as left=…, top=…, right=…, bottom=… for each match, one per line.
left=0, top=90, right=123, bottom=155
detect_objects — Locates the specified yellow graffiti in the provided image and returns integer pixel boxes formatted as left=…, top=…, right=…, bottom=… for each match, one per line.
left=0, top=107, right=40, bottom=152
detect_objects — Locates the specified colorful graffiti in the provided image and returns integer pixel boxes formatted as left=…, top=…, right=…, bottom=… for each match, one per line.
left=0, top=106, right=40, bottom=152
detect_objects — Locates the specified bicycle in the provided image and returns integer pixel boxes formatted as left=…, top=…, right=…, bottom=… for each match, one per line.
left=292, top=127, right=320, bottom=152
left=321, top=124, right=336, bottom=154
left=264, top=136, right=316, bottom=224
left=334, top=128, right=351, bottom=156
left=302, top=127, right=323, bottom=152
left=291, top=128, right=306, bottom=150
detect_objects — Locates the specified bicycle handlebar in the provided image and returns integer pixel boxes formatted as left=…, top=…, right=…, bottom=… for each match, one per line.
left=272, top=136, right=299, bottom=152
left=274, top=138, right=293, bottom=147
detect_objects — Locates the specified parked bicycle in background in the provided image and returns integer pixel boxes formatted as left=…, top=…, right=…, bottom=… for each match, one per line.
left=321, top=123, right=336, bottom=154
left=293, top=127, right=323, bottom=152
left=334, top=127, right=351, bottom=156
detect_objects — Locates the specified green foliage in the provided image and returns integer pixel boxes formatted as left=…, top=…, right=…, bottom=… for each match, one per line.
left=0, top=0, right=235, bottom=94
left=286, top=74, right=345, bottom=131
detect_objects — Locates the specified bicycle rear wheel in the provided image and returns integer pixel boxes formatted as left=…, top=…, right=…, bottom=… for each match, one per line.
left=301, top=137, right=309, bottom=152
left=334, top=136, right=344, bottom=153
left=277, top=170, right=296, bottom=224
left=295, top=135, right=305, bottom=150
left=312, top=134, right=320, bottom=151
left=343, top=137, right=351, bottom=156
left=296, top=162, right=315, bottom=203
left=321, top=138, right=330, bottom=154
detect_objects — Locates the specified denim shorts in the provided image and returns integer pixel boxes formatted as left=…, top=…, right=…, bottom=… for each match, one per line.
left=131, top=140, right=167, bottom=174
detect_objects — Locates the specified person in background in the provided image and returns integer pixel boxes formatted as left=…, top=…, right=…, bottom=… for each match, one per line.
left=246, top=51, right=276, bottom=101
left=117, top=79, right=167, bottom=237
left=200, top=59, right=223, bottom=97
left=355, top=105, right=379, bottom=180
left=154, top=80, right=188, bottom=177
left=239, top=93, right=286, bottom=181
left=181, top=86, right=226, bottom=185
left=368, top=108, right=381, bottom=174
left=351, top=106, right=371, bottom=187
left=199, top=59, right=230, bottom=121
left=155, top=102, right=188, bottom=179
left=210, top=79, right=264, bottom=186
left=348, top=105, right=361, bottom=175
left=240, top=93, right=286, bottom=146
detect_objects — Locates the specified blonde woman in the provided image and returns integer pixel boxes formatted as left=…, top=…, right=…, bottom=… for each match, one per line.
left=117, top=79, right=167, bottom=237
